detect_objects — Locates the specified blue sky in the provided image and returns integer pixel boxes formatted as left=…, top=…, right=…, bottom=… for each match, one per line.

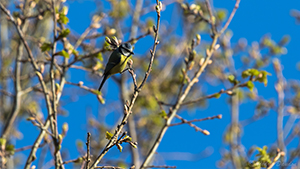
left=16, top=0, right=300, bottom=168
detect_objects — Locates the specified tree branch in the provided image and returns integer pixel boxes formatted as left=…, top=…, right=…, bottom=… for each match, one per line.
left=89, top=1, right=162, bottom=168
left=140, top=0, right=241, bottom=167
left=273, top=58, right=286, bottom=165
left=219, top=0, right=241, bottom=35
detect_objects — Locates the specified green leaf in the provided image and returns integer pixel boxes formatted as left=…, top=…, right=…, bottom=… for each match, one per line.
left=216, top=9, right=227, bottom=21
left=92, top=89, right=101, bottom=95
left=40, top=42, right=52, bottom=52
left=58, top=28, right=70, bottom=38
left=72, top=49, right=78, bottom=55
left=227, top=74, right=239, bottom=85
left=256, top=59, right=264, bottom=68
left=58, top=13, right=69, bottom=24
left=123, top=135, right=132, bottom=142
left=116, top=143, right=123, bottom=152
left=130, top=142, right=137, bottom=149
left=256, top=70, right=271, bottom=86
left=246, top=81, right=254, bottom=91
left=159, top=110, right=168, bottom=119
left=249, top=69, right=260, bottom=77
left=74, top=157, right=83, bottom=163
left=0, top=138, right=6, bottom=146
left=255, top=146, right=272, bottom=167
left=111, top=36, right=119, bottom=46
left=6, top=144, right=15, bottom=155
left=227, top=74, right=235, bottom=83
left=57, top=50, right=69, bottom=58
left=105, top=131, right=113, bottom=140
left=214, top=93, right=221, bottom=99
left=76, top=140, right=84, bottom=148
left=97, top=52, right=103, bottom=61
left=278, top=35, right=290, bottom=46
left=242, top=69, right=261, bottom=79
left=271, top=46, right=282, bottom=55
left=61, top=6, right=68, bottom=15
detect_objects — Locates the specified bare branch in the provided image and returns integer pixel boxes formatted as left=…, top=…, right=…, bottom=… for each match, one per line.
left=273, top=58, right=286, bottom=164
left=169, top=114, right=222, bottom=127
left=86, top=132, right=91, bottom=169
left=173, top=114, right=210, bottom=135
left=15, top=142, right=47, bottom=153
left=267, top=149, right=285, bottom=169
left=219, top=0, right=241, bottom=35
left=143, top=165, right=176, bottom=168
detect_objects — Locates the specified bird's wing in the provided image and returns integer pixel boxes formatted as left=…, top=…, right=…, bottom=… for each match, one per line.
left=104, top=50, right=121, bottom=75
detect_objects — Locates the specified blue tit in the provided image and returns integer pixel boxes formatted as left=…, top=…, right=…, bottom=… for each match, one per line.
left=98, top=43, right=134, bottom=91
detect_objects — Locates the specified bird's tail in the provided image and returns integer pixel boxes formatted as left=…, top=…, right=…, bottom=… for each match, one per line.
left=98, top=75, right=108, bottom=91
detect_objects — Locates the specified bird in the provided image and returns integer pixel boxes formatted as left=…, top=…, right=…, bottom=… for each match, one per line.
left=98, top=43, right=134, bottom=91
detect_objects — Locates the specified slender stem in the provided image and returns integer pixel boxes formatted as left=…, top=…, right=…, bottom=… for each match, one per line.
left=169, top=114, right=222, bottom=127
left=50, top=0, right=58, bottom=138
left=273, top=59, right=286, bottom=166
left=50, top=1, right=64, bottom=168
left=267, top=150, right=285, bottom=169
left=15, top=142, right=47, bottom=153
left=125, top=0, right=144, bottom=166
left=205, top=0, right=216, bottom=34
left=229, top=92, right=242, bottom=169
left=219, top=0, right=241, bottom=35
left=86, top=132, right=91, bottom=169
left=1, top=0, right=31, bottom=139
left=24, top=119, right=51, bottom=169
left=1, top=42, right=22, bottom=139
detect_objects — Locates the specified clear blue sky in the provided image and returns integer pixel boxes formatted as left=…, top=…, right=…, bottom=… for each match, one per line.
left=17, top=0, right=300, bottom=168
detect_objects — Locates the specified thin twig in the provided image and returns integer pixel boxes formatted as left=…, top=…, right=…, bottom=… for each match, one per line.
left=273, top=59, right=286, bottom=164
left=24, top=119, right=51, bottom=168
left=267, top=149, right=285, bottom=169
left=205, top=0, right=216, bottom=34
left=0, top=89, right=14, bottom=97
left=66, top=81, right=100, bottom=95
left=1, top=42, right=22, bottom=139
left=125, top=1, right=145, bottom=164
left=50, top=1, right=65, bottom=168
left=63, top=156, right=86, bottom=165
left=219, top=0, right=241, bottom=35
left=173, top=114, right=210, bottom=135
left=15, top=142, right=47, bottom=153
left=94, top=166, right=124, bottom=169
left=86, top=132, right=91, bottom=169
left=66, top=48, right=105, bottom=67
left=169, top=114, right=222, bottom=127
left=126, top=30, right=151, bottom=43
left=143, top=165, right=176, bottom=168
left=229, top=91, right=242, bottom=169
left=159, top=80, right=250, bottom=106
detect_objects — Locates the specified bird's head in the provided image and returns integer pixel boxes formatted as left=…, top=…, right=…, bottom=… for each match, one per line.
left=119, top=43, right=134, bottom=57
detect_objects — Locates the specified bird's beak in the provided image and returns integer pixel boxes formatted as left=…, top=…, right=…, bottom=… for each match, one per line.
left=130, top=51, right=134, bottom=55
